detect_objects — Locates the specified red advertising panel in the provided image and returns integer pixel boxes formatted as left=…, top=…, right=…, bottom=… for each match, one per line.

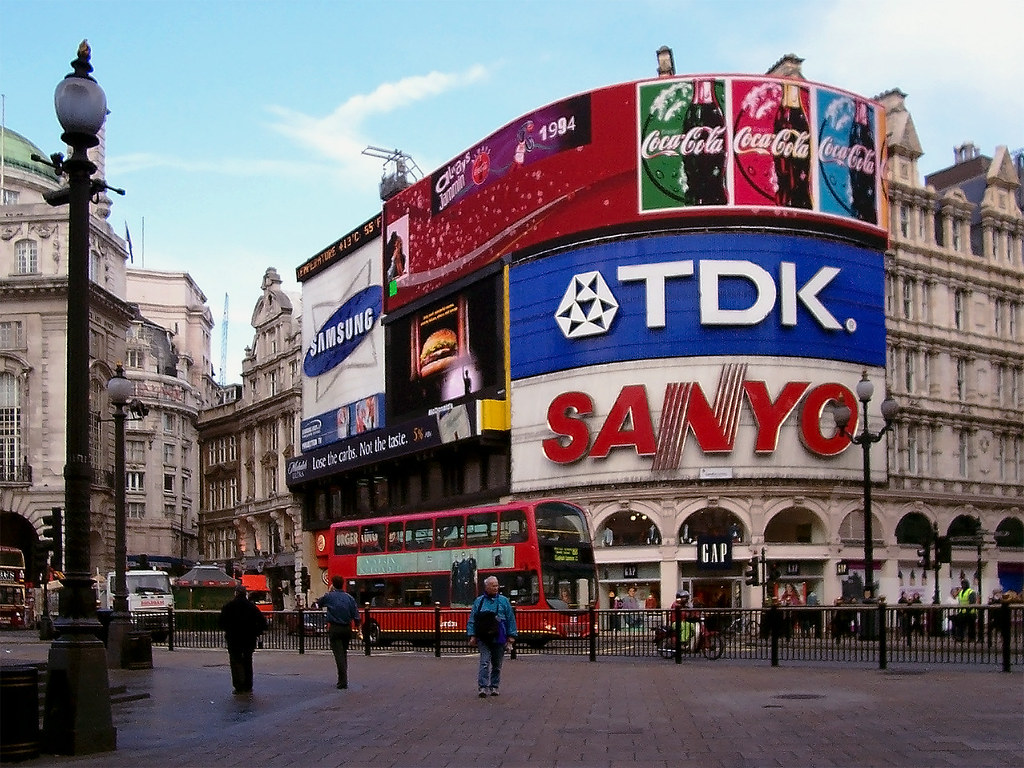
left=384, top=76, right=886, bottom=313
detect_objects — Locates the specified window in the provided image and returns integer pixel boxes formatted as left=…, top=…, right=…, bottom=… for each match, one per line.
left=267, top=370, right=278, bottom=396
left=902, top=279, right=914, bottom=320
left=994, top=363, right=1005, bottom=406
left=899, top=204, right=910, bottom=237
left=958, top=430, right=970, bottom=478
left=163, top=443, right=176, bottom=465
left=994, top=298, right=1003, bottom=336
left=163, top=473, right=175, bottom=493
left=2, top=188, right=20, bottom=205
left=920, top=282, right=930, bottom=322
left=0, top=321, right=24, bottom=350
left=126, top=471, right=145, bottom=492
left=126, top=348, right=144, bottom=369
left=1010, top=302, right=1019, bottom=340
left=15, top=240, right=37, bottom=274
left=956, top=358, right=968, bottom=401
left=89, top=250, right=102, bottom=284
left=0, top=373, right=22, bottom=482
left=952, top=220, right=961, bottom=251
left=435, top=515, right=465, bottom=548
left=996, top=435, right=1006, bottom=482
left=903, top=349, right=915, bottom=393
left=923, top=352, right=932, bottom=391
left=126, top=439, right=146, bottom=463
left=164, top=503, right=176, bottom=518
left=127, top=502, right=145, bottom=519
left=953, top=290, right=965, bottom=330
left=906, top=426, right=918, bottom=475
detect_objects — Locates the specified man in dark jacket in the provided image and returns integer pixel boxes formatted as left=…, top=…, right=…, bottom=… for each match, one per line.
left=219, top=584, right=268, bottom=694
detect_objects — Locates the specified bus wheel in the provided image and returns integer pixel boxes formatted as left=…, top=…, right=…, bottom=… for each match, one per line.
left=524, top=637, right=549, bottom=649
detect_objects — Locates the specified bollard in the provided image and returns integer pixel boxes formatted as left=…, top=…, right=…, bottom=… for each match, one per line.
left=0, top=665, right=39, bottom=762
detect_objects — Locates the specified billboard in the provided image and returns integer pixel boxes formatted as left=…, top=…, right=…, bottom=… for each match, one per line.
left=510, top=358, right=887, bottom=492
left=299, top=218, right=385, bottom=452
left=509, top=232, right=886, bottom=380
left=383, top=76, right=886, bottom=313
left=384, top=274, right=505, bottom=424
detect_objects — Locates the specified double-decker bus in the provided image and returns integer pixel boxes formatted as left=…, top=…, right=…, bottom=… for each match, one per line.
left=0, top=546, right=28, bottom=629
left=327, top=500, right=598, bottom=647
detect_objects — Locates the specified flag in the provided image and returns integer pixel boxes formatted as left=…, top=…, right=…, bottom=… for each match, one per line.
left=124, top=222, right=134, bottom=263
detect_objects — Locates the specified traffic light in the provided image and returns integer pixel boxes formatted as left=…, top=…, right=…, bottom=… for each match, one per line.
left=744, top=556, right=760, bottom=586
left=916, top=542, right=931, bottom=569
left=300, top=566, right=310, bottom=592
left=41, top=507, right=62, bottom=571
left=33, top=540, right=52, bottom=583
left=935, top=536, right=952, bottom=564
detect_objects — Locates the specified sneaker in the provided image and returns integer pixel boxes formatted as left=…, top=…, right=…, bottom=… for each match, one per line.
left=478, top=687, right=488, bottom=698
left=489, top=688, right=499, bottom=697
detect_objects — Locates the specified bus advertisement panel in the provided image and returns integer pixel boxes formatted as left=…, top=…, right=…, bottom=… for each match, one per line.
left=0, top=546, right=27, bottom=629
left=328, top=500, right=597, bottom=647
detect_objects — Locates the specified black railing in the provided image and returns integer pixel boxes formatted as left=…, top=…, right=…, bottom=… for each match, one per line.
left=149, top=603, right=1024, bottom=671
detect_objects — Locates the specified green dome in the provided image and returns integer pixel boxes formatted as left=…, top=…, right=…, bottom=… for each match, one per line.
left=1, top=127, right=56, bottom=182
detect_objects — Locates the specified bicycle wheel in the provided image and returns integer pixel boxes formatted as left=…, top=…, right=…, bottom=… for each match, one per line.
left=701, top=632, right=725, bottom=660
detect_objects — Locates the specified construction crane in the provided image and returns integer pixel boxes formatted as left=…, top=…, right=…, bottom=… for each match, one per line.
left=362, top=146, right=422, bottom=201
left=219, top=293, right=228, bottom=386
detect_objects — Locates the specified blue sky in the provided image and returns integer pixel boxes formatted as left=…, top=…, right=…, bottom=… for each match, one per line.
left=1, top=0, right=1020, bottom=383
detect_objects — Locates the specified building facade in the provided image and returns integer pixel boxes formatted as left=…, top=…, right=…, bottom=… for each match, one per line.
left=197, top=268, right=304, bottom=609
left=286, top=56, right=1023, bottom=612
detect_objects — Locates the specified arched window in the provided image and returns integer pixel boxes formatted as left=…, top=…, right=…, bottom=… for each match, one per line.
left=680, top=508, right=745, bottom=544
left=895, top=512, right=932, bottom=545
left=995, top=517, right=1023, bottom=549
left=0, top=373, right=22, bottom=481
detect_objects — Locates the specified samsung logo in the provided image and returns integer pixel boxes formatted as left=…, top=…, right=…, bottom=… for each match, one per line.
left=304, top=286, right=382, bottom=377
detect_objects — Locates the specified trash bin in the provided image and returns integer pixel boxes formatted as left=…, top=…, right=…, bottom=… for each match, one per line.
left=0, top=665, right=39, bottom=762
left=123, top=631, right=153, bottom=670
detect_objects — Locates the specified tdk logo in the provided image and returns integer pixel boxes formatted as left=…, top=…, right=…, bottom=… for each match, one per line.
left=554, top=259, right=849, bottom=338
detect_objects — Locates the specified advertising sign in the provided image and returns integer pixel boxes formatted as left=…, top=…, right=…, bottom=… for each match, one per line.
left=510, top=358, right=887, bottom=493
left=300, top=225, right=385, bottom=451
left=385, top=275, right=504, bottom=424
left=509, top=232, right=885, bottom=380
left=385, top=77, right=886, bottom=314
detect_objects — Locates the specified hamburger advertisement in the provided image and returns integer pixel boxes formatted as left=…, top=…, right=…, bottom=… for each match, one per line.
left=385, top=274, right=504, bottom=423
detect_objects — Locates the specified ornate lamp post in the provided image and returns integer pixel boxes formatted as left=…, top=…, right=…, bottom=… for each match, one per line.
left=40, top=41, right=117, bottom=755
left=105, top=365, right=133, bottom=667
left=833, top=371, right=898, bottom=603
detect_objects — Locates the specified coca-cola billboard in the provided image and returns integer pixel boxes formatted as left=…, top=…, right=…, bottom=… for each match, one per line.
left=384, top=75, right=887, bottom=314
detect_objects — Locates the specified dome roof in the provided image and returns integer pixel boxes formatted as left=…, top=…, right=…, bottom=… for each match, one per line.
left=1, top=127, right=57, bottom=183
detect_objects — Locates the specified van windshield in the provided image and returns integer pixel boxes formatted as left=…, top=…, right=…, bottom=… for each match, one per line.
left=128, top=573, right=171, bottom=594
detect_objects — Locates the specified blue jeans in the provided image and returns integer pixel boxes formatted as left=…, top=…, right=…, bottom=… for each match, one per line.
left=476, top=641, right=505, bottom=689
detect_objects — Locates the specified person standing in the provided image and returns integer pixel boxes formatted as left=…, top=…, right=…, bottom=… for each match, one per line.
left=219, top=584, right=268, bottom=695
left=319, top=575, right=361, bottom=689
left=467, top=576, right=517, bottom=698
left=955, top=578, right=978, bottom=642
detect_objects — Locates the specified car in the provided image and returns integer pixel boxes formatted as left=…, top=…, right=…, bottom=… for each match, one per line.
left=285, top=609, right=327, bottom=636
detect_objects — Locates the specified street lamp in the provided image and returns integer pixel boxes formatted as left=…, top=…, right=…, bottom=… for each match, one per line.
left=40, top=41, right=117, bottom=755
left=105, top=364, right=140, bottom=668
left=833, top=371, right=898, bottom=603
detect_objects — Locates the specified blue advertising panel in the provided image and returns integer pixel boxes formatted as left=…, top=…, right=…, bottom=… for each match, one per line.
left=509, top=232, right=885, bottom=379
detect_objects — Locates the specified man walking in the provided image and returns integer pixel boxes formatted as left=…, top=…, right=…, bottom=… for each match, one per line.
left=955, top=577, right=978, bottom=642
left=319, top=575, right=360, bottom=689
left=467, top=576, right=517, bottom=698
left=219, top=584, right=268, bottom=695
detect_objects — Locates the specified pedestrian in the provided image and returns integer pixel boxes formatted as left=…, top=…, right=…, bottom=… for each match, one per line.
left=219, top=584, right=268, bottom=695
left=954, top=578, right=978, bottom=642
left=319, top=575, right=361, bottom=689
left=467, top=575, right=517, bottom=698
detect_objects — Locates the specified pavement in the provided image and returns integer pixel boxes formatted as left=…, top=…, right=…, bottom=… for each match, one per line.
left=1, top=633, right=1021, bottom=768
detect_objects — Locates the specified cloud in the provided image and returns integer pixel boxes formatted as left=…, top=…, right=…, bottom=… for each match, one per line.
left=266, top=65, right=489, bottom=165
left=108, top=152, right=322, bottom=178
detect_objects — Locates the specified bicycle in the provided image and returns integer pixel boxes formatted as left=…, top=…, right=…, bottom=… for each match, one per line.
left=653, top=614, right=725, bottom=660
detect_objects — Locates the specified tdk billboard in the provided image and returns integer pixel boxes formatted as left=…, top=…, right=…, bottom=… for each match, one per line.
left=509, top=232, right=885, bottom=379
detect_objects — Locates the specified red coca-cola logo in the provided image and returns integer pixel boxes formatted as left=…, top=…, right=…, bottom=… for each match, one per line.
left=471, top=151, right=491, bottom=185
left=819, top=135, right=876, bottom=173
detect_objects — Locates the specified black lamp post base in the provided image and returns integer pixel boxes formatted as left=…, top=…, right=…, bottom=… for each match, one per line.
left=42, top=637, right=116, bottom=755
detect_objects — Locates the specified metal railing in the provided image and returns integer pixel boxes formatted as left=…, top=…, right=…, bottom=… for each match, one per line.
left=147, top=602, right=1024, bottom=670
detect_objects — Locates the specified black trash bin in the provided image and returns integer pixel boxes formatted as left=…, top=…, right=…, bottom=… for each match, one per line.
left=0, top=665, right=39, bottom=762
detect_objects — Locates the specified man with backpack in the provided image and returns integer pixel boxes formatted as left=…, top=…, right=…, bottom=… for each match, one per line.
left=467, top=576, right=517, bottom=698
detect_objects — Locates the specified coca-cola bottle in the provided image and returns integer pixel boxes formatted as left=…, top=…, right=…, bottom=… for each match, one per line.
left=773, top=82, right=812, bottom=209
left=848, top=99, right=877, bottom=223
left=681, top=79, right=728, bottom=206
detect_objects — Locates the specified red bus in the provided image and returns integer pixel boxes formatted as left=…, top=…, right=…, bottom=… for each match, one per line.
left=327, top=500, right=598, bottom=647
left=0, top=546, right=28, bottom=629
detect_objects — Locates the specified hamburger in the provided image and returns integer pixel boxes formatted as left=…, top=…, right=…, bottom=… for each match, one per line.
left=419, top=328, right=458, bottom=376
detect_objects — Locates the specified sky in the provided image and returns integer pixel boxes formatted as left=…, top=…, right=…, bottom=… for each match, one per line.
left=1, top=0, right=1020, bottom=384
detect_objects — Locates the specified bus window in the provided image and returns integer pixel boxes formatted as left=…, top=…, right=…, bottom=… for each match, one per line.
left=535, top=501, right=588, bottom=544
left=435, top=515, right=464, bottom=548
left=359, top=524, right=385, bottom=553
left=405, top=518, right=433, bottom=550
left=499, top=509, right=528, bottom=543
left=466, top=512, right=497, bottom=545
left=500, top=571, right=539, bottom=605
left=386, top=521, right=404, bottom=552
left=335, top=526, right=359, bottom=555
